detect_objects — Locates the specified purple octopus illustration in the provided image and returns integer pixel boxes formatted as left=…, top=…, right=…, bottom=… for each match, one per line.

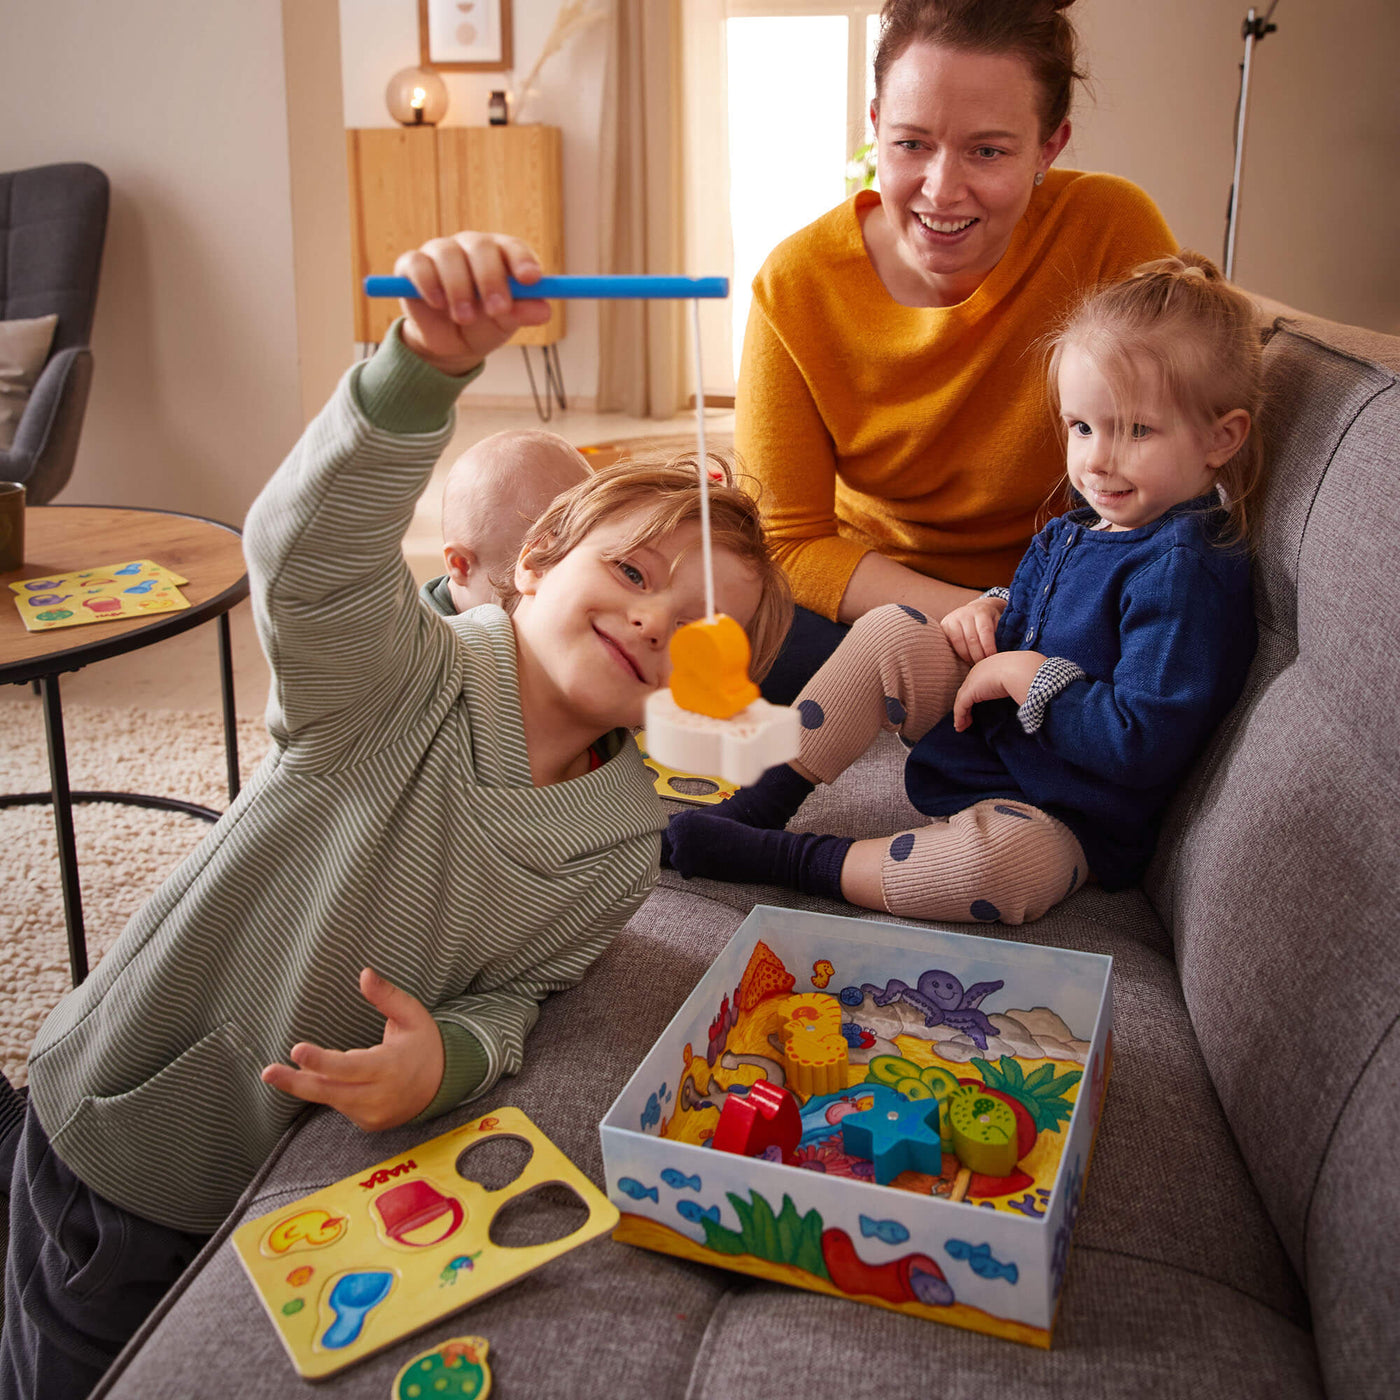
left=849, top=970, right=1004, bottom=1052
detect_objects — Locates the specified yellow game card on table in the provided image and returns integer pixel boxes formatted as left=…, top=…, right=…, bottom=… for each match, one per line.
left=232, top=1107, right=618, bottom=1381
left=9, top=559, right=190, bottom=631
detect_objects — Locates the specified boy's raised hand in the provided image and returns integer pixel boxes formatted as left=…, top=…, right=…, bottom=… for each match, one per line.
left=394, top=231, right=554, bottom=375
left=260, top=968, right=445, bottom=1133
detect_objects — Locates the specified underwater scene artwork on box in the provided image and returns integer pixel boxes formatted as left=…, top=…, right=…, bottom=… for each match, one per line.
left=600, top=905, right=1113, bottom=1347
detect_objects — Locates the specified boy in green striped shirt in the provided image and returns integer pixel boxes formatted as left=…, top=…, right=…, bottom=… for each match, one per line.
left=0, top=230, right=791, bottom=1400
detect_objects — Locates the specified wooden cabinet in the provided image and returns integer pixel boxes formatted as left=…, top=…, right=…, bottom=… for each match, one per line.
left=346, top=124, right=565, bottom=348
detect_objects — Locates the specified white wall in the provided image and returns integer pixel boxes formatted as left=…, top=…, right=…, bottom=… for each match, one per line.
left=1061, top=0, right=1399, bottom=333
left=3, top=2, right=1393, bottom=523
left=0, top=0, right=349, bottom=522
left=338, top=0, right=612, bottom=404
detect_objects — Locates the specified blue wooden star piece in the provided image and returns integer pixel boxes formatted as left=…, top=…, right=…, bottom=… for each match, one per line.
left=841, top=1098, right=945, bottom=1185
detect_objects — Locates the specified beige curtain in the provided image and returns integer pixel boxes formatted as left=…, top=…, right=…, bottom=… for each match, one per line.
left=596, top=0, right=686, bottom=417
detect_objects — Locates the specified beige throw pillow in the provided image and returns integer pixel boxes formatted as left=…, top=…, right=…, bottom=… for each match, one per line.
left=0, top=313, right=60, bottom=451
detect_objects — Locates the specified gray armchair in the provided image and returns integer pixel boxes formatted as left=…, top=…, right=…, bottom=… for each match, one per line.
left=0, top=162, right=109, bottom=504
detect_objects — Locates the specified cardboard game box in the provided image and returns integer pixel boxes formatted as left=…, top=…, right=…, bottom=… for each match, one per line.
left=601, top=905, right=1112, bottom=1347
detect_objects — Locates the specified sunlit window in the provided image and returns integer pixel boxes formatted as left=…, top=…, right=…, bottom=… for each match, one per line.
left=726, top=16, right=849, bottom=374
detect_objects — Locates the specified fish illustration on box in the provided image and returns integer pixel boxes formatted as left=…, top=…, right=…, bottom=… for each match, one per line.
left=640, top=1093, right=662, bottom=1131
left=859, top=1214, right=910, bottom=1246
left=676, top=1200, right=721, bottom=1225
left=661, top=1169, right=702, bottom=1192
left=945, top=1239, right=1019, bottom=1284
left=618, top=1177, right=659, bottom=1203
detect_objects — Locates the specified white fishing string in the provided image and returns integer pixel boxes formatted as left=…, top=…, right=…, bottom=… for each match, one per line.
left=691, top=297, right=715, bottom=622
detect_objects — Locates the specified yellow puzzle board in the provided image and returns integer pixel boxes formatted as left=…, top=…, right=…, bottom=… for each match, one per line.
left=8, top=559, right=189, bottom=631
left=635, top=731, right=738, bottom=805
left=232, top=1107, right=619, bottom=1380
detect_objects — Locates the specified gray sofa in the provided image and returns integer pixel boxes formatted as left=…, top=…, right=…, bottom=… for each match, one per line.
left=93, top=308, right=1399, bottom=1398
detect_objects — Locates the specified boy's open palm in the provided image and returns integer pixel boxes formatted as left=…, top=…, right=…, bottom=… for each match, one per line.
left=261, top=968, right=445, bottom=1133
left=394, top=231, right=554, bottom=375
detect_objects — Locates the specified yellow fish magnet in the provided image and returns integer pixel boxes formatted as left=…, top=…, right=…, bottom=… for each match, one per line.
left=667, top=614, right=759, bottom=720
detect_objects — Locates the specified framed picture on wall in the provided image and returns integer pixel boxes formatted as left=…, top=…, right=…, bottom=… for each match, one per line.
left=418, top=0, right=513, bottom=71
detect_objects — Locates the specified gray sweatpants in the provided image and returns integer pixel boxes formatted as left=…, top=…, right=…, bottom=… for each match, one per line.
left=0, top=1074, right=208, bottom=1400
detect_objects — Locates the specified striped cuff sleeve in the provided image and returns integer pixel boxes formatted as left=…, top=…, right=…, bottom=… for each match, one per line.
left=412, top=1022, right=491, bottom=1123
left=982, top=586, right=1011, bottom=602
left=354, top=318, right=487, bottom=434
left=1018, top=656, right=1088, bottom=734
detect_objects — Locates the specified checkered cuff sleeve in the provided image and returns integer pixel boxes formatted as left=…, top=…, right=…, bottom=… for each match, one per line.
left=1018, top=656, right=1088, bottom=734
left=982, top=586, right=1012, bottom=602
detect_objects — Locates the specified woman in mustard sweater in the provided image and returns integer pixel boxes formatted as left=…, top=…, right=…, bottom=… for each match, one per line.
left=742, top=0, right=1176, bottom=700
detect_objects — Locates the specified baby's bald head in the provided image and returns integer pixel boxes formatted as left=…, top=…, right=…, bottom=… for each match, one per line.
left=441, top=429, right=590, bottom=611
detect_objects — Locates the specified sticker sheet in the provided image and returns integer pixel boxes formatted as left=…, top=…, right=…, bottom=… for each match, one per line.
left=9, top=559, right=190, bottom=631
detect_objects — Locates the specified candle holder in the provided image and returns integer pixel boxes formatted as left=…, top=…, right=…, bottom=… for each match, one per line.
left=385, top=66, right=449, bottom=127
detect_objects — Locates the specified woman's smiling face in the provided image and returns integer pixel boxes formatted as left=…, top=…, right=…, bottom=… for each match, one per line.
left=871, top=41, right=1068, bottom=307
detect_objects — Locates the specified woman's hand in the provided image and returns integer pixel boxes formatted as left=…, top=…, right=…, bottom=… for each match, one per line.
left=393, top=231, right=553, bottom=375
left=941, top=594, right=1007, bottom=664
left=952, top=651, right=1044, bottom=731
left=261, top=968, right=445, bottom=1132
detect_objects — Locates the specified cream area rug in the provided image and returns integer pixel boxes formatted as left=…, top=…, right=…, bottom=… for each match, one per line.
left=0, top=694, right=271, bottom=1086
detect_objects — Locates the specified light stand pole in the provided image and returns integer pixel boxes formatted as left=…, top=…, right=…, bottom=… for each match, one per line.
left=1224, top=2, right=1280, bottom=280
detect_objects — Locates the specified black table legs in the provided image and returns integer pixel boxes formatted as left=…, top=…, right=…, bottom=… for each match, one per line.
left=39, top=672, right=87, bottom=984
left=3, top=617, right=242, bottom=985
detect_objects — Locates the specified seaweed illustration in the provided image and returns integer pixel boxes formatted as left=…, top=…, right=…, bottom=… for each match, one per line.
left=972, top=1056, right=1082, bottom=1134
left=699, top=1192, right=829, bottom=1280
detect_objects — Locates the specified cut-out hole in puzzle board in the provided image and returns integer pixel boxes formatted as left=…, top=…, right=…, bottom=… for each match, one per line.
left=232, top=1107, right=618, bottom=1380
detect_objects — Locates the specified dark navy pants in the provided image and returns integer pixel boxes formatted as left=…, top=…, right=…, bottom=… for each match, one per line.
left=759, top=605, right=850, bottom=705
left=0, top=1075, right=208, bottom=1400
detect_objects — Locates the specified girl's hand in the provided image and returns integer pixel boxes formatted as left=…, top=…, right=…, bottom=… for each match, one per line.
left=261, top=968, right=445, bottom=1132
left=393, top=231, right=554, bottom=375
left=941, top=594, right=1007, bottom=664
left=952, top=651, right=1045, bottom=731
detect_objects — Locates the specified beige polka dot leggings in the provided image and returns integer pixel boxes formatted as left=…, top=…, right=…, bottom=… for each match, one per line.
left=795, top=604, right=1088, bottom=925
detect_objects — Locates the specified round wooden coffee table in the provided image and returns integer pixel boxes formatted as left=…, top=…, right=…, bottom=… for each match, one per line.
left=1, top=505, right=249, bottom=983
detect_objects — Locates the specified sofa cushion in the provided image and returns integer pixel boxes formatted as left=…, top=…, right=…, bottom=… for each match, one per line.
left=96, top=880, right=1313, bottom=1398
left=1145, top=317, right=1400, bottom=1397
left=0, top=313, right=57, bottom=449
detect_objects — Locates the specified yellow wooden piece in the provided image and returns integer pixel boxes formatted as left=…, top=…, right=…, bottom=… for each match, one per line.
left=634, top=732, right=739, bottom=805
left=774, top=992, right=849, bottom=1100
left=232, top=1107, right=618, bottom=1380
left=947, top=1084, right=1019, bottom=1177
left=668, top=614, right=759, bottom=720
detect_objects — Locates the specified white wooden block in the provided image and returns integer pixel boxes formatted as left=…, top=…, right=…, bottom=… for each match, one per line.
left=643, top=689, right=801, bottom=788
